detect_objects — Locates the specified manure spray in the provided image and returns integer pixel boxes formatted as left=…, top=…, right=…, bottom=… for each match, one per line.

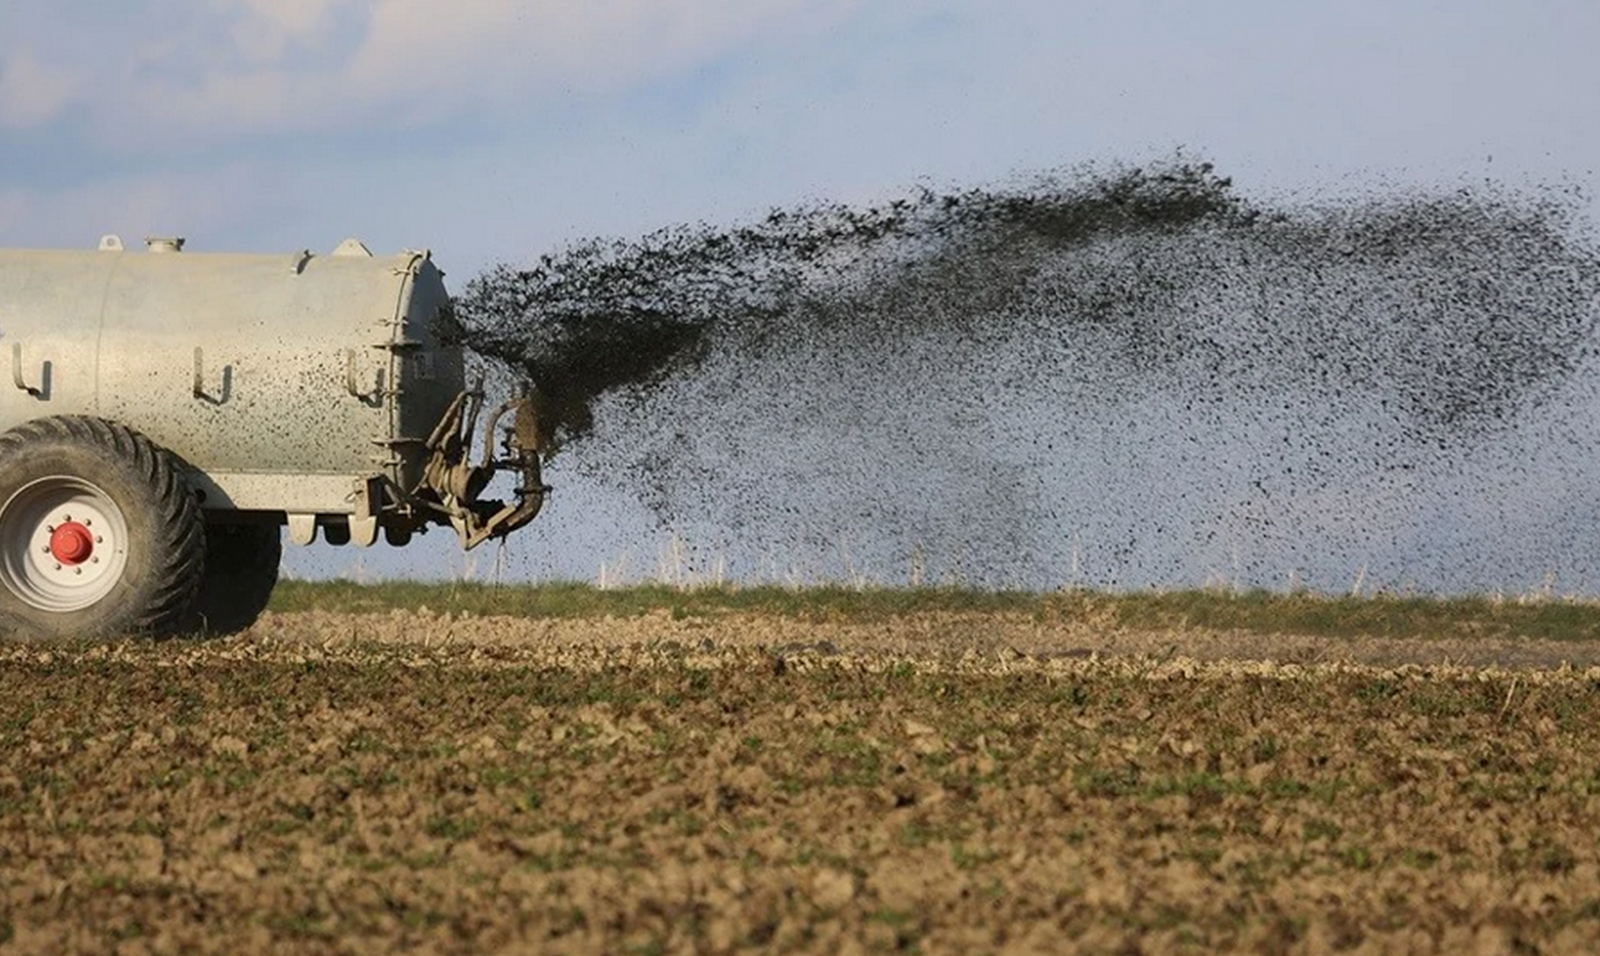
left=453, top=161, right=1600, bottom=593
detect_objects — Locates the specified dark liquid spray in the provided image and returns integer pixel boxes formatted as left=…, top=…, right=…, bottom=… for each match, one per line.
left=454, top=162, right=1600, bottom=593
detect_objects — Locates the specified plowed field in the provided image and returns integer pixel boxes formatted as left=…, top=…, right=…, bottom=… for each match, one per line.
left=4, top=608, right=1600, bottom=955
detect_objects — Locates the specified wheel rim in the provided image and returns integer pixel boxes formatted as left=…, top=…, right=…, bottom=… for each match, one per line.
left=0, top=476, right=130, bottom=613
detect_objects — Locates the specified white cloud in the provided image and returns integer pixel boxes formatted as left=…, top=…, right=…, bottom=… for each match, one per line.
left=0, top=51, right=79, bottom=128
left=0, top=0, right=866, bottom=144
left=348, top=0, right=844, bottom=95
left=221, top=0, right=353, bottom=63
left=331, top=0, right=865, bottom=129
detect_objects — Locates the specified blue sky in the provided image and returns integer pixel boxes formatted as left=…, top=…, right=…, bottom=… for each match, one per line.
left=6, top=2, right=1600, bottom=587
left=4, top=2, right=1597, bottom=276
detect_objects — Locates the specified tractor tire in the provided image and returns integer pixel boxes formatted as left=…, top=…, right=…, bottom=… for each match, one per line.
left=181, top=522, right=282, bottom=635
left=0, top=416, right=204, bottom=639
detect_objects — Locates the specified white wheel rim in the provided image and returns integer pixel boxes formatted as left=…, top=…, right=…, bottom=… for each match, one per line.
left=0, top=476, right=130, bottom=613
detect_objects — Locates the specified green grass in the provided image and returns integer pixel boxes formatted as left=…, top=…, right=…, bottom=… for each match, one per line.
left=267, top=580, right=1038, bottom=621
left=267, top=580, right=1600, bottom=641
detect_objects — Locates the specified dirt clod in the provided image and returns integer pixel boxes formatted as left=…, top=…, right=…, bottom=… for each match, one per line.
left=4, top=610, right=1600, bottom=953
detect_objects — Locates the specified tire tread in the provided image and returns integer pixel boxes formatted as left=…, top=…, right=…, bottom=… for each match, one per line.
left=0, top=416, right=204, bottom=634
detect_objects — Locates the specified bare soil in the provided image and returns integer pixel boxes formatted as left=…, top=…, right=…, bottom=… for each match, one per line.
left=3, top=610, right=1600, bottom=954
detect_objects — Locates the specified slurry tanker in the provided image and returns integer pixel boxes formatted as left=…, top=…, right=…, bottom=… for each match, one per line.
left=0, top=236, right=546, bottom=637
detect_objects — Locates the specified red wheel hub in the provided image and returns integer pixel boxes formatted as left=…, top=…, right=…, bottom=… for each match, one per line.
left=49, top=522, right=95, bottom=565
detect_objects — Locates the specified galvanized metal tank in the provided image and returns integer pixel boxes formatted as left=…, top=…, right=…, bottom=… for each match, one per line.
left=0, top=236, right=464, bottom=513
left=0, top=236, right=545, bottom=638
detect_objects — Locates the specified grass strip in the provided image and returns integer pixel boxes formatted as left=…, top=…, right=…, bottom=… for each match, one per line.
left=268, top=580, right=1600, bottom=642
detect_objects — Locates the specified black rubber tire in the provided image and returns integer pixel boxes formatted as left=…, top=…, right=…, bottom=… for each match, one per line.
left=181, top=522, right=282, bottom=635
left=0, top=416, right=205, bottom=639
